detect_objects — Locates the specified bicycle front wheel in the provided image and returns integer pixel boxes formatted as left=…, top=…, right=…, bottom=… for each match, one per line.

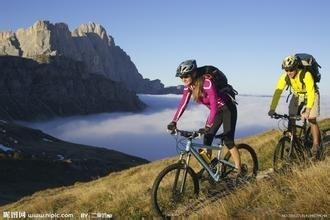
left=151, top=162, right=199, bottom=217
left=273, top=136, right=307, bottom=172
left=274, top=137, right=292, bottom=172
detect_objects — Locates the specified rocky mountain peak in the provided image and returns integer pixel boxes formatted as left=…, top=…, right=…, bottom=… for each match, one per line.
left=73, top=22, right=114, bottom=46
left=0, top=20, right=164, bottom=93
left=0, top=31, right=15, bottom=39
left=0, top=31, right=22, bottom=56
left=31, top=20, right=51, bottom=30
left=54, top=22, right=70, bottom=31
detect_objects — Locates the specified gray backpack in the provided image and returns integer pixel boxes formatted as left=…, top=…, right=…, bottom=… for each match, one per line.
left=285, top=53, right=321, bottom=87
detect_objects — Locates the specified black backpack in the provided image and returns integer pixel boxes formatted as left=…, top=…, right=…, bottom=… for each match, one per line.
left=285, top=53, right=321, bottom=87
left=198, top=65, right=238, bottom=102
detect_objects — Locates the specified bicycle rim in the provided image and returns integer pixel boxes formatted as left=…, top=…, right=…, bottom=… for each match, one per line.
left=319, top=128, right=330, bottom=160
left=222, top=144, right=258, bottom=180
left=273, top=137, right=307, bottom=171
left=273, top=137, right=292, bottom=172
left=151, top=163, right=199, bottom=217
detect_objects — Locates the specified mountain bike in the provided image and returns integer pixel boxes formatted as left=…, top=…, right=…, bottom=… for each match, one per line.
left=271, top=113, right=327, bottom=172
left=151, top=129, right=258, bottom=217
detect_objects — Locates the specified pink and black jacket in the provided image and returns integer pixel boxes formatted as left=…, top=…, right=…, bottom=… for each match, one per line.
left=172, top=76, right=230, bottom=127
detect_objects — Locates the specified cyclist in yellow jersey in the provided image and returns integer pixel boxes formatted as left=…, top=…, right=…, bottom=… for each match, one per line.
left=268, top=55, right=321, bottom=158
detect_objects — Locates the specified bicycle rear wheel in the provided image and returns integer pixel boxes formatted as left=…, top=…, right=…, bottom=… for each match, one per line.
left=151, top=162, right=199, bottom=217
left=222, top=144, right=258, bottom=180
left=319, top=128, right=330, bottom=160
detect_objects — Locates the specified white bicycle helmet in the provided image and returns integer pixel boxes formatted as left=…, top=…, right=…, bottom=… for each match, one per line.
left=282, top=55, right=300, bottom=71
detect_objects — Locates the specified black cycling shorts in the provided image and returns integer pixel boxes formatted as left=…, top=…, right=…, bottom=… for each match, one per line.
left=204, top=101, right=237, bottom=149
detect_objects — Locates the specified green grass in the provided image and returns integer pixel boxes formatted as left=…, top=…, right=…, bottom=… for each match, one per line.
left=1, top=118, right=329, bottom=218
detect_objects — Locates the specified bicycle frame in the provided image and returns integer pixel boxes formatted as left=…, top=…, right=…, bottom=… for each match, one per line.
left=288, top=118, right=311, bottom=153
left=178, top=138, right=236, bottom=182
left=273, top=113, right=312, bottom=161
left=288, top=135, right=307, bottom=161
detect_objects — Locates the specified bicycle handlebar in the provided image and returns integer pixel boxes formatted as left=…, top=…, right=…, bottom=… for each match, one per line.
left=169, top=129, right=225, bottom=140
left=271, top=113, right=301, bottom=121
left=171, top=129, right=201, bottom=139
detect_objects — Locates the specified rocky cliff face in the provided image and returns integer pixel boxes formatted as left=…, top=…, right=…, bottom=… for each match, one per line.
left=0, top=56, right=145, bottom=121
left=0, top=20, right=164, bottom=93
left=0, top=32, right=22, bottom=56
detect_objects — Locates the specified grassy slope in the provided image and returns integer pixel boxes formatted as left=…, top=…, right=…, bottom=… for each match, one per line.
left=1, top=119, right=329, bottom=218
left=0, top=120, right=149, bottom=206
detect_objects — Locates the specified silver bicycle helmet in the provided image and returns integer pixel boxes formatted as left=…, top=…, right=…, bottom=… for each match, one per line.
left=176, top=59, right=197, bottom=77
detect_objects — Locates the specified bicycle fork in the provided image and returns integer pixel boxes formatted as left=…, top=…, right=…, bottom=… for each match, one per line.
left=288, top=135, right=294, bottom=158
left=174, top=153, right=192, bottom=194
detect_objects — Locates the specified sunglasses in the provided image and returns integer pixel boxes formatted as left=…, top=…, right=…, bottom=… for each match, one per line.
left=180, top=74, right=190, bottom=79
left=284, top=67, right=296, bottom=72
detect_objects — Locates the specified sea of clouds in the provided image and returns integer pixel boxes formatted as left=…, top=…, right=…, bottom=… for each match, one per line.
left=19, top=94, right=330, bottom=161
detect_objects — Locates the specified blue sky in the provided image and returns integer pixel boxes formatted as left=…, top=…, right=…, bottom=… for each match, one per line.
left=1, top=0, right=329, bottom=95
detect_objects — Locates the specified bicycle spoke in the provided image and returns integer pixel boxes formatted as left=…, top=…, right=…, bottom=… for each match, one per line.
left=274, top=137, right=293, bottom=172
left=222, top=144, right=258, bottom=185
left=151, top=163, right=199, bottom=217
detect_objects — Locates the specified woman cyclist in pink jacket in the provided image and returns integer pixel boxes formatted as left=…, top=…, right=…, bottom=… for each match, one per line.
left=167, top=59, right=244, bottom=178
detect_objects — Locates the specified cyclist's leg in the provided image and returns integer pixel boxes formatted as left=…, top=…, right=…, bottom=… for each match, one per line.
left=308, top=92, right=321, bottom=156
left=222, top=102, right=240, bottom=171
left=310, top=120, right=321, bottom=158
left=203, top=109, right=223, bottom=157
left=288, top=95, right=299, bottom=132
left=197, top=111, right=223, bottom=178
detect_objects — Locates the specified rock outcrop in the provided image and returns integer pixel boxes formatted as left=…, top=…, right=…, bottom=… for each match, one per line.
left=15, top=21, right=81, bottom=60
left=0, top=32, right=22, bottom=56
left=0, top=20, right=164, bottom=93
left=158, top=85, right=184, bottom=94
left=0, top=56, right=145, bottom=121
